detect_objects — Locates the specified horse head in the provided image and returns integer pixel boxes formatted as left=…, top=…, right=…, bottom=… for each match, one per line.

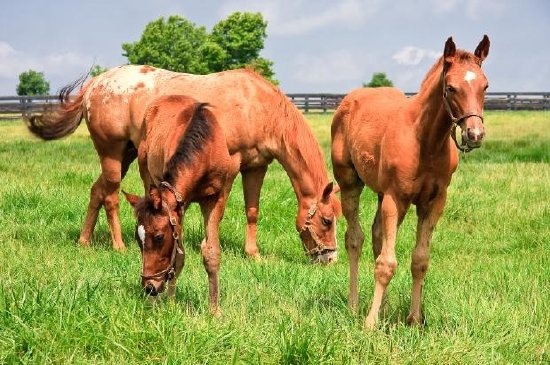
left=298, top=182, right=341, bottom=264
left=442, top=35, right=490, bottom=151
left=123, top=186, right=184, bottom=296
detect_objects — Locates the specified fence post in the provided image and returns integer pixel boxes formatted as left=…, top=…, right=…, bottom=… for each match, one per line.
left=304, top=95, right=309, bottom=113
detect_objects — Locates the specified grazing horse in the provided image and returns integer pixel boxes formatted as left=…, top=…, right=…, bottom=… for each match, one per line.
left=124, top=95, right=233, bottom=312
left=27, top=66, right=340, bottom=263
left=331, top=35, right=490, bottom=328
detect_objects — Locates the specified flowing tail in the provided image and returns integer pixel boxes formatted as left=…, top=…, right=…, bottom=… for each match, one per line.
left=26, top=72, right=89, bottom=140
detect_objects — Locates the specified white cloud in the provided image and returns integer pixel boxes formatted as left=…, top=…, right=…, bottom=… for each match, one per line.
left=0, top=41, right=93, bottom=94
left=392, top=46, right=440, bottom=66
left=220, top=0, right=381, bottom=36
left=0, top=41, right=91, bottom=77
left=291, top=49, right=367, bottom=85
left=430, top=0, right=506, bottom=20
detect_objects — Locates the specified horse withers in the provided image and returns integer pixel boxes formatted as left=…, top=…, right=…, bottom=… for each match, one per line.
left=331, top=35, right=490, bottom=328
left=123, top=95, right=235, bottom=313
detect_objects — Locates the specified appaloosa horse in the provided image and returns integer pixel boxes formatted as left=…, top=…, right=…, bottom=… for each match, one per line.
left=124, top=95, right=233, bottom=312
left=331, top=35, right=490, bottom=328
left=28, top=66, right=340, bottom=263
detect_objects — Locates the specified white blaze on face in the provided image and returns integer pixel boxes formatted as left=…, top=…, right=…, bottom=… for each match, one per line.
left=464, top=70, right=476, bottom=85
left=137, top=225, right=146, bottom=245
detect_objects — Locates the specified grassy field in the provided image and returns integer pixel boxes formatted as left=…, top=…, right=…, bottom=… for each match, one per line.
left=0, top=111, right=548, bottom=364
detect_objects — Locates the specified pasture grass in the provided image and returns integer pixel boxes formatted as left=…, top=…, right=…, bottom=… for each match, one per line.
left=0, top=111, right=549, bottom=364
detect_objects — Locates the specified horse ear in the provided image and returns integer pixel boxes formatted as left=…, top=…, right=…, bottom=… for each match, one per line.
left=321, top=182, right=334, bottom=203
left=122, top=190, right=141, bottom=209
left=149, top=186, right=162, bottom=210
left=474, top=34, right=490, bottom=63
left=443, top=36, right=456, bottom=64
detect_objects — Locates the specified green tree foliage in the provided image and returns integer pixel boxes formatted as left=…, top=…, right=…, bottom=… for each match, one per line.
left=363, top=72, right=394, bottom=88
left=90, top=65, right=109, bottom=77
left=122, top=12, right=277, bottom=84
left=16, top=70, right=50, bottom=96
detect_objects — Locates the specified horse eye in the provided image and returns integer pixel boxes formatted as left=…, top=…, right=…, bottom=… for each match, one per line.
left=321, top=217, right=332, bottom=227
left=153, top=234, right=164, bottom=244
left=446, top=85, right=456, bottom=93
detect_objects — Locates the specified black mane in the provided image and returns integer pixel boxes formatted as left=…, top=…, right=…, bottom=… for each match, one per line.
left=163, top=102, right=212, bottom=183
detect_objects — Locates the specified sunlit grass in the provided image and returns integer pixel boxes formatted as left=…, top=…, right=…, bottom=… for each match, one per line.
left=0, top=111, right=549, bottom=363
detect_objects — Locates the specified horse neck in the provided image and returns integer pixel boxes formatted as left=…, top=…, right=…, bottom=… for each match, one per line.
left=413, top=68, right=453, bottom=156
left=270, top=106, right=329, bottom=206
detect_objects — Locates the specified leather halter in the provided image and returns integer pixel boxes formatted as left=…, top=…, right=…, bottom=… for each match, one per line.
left=442, top=73, right=484, bottom=153
left=299, top=201, right=336, bottom=258
left=140, top=181, right=184, bottom=282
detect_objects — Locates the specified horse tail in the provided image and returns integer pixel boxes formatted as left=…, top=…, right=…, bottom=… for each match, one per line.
left=26, top=72, right=89, bottom=140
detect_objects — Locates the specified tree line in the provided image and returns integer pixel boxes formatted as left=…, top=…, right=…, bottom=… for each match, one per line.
left=15, top=12, right=392, bottom=95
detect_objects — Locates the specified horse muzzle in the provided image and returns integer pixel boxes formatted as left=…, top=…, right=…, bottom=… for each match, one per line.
left=311, top=249, right=338, bottom=265
left=460, top=122, right=485, bottom=149
left=143, top=279, right=164, bottom=296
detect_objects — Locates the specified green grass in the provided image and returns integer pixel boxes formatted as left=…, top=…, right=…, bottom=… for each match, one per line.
left=1, top=111, right=549, bottom=364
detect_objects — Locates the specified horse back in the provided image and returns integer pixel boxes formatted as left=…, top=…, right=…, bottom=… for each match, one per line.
left=332, top=87, right=413, bottom=192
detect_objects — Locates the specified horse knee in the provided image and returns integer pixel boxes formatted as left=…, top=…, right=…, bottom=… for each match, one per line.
left=411, top=251, right=430, bottom=280
left=374, top=256, right=397, bottom=286
left=345, top=227, right=364, bottom=248
left=103, top=193, right=120, bottom=212
left=201, top=240, right=220, bottom=274
left=245, top=207, right=259, bottom=224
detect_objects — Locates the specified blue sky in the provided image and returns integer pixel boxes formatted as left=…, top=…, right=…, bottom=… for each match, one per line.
left=1, top=0, right=548, bottom=95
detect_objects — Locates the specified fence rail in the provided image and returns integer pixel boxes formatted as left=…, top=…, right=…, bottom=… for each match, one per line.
left=287, top=92, right=550, bottom=112
left=1, top=92, right=549, bottom=120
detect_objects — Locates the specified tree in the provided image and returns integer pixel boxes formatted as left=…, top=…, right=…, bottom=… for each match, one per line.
left=16, top=70, right=50, bottom=96
left=122, top=13, right=277, bottom=83
left=90, top=65, right=109, bottom=77
left=123, top=15, right=212, bottom=74
left=363, top=72, right=393, bottom=88
left=210, top=12, right=277, bottom=84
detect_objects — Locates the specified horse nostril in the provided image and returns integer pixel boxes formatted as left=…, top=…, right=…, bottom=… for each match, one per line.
left=145, top=283, right=158, bottom=296
left=467, top=128, right=484, bottom=142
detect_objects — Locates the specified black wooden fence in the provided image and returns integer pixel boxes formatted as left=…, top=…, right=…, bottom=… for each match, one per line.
left=1, top=92, right=549, bottom=120
left=287, top=92, right=550, bottom=112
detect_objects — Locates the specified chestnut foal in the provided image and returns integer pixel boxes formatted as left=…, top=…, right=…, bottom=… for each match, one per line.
left=331, top=36, right=490, bottom=328
left=124, top=95, right=235, bottom=313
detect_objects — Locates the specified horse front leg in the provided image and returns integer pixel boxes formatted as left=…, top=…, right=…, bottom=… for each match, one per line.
left=199, top=178, right=233, bottom=315
left=241, top=166, right=268, bottom=260
left=365, top=193, right=407, bottom=329
left=407, top=191, right=447, bottom=326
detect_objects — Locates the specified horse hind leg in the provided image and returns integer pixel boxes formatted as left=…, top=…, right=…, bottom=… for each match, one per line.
left=407, top=192, right=447, bottom=326
left=79, top=142, right=131, bottom=251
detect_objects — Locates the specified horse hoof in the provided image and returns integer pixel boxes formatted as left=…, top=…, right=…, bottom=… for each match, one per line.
left=364, top=316, right=377, bottom=330
left=211, top=307, right=222, bottom=318
left=406, top=313, right=426, bottom=327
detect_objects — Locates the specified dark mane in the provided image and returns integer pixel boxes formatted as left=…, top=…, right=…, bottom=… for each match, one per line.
left=163, top=102, right=212, bottom=183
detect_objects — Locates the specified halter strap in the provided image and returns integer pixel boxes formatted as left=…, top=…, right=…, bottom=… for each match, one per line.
left=140, top=182, right=185, bottom=282
left=299, top=200, right=336, bottom=258
left=442, top=75, right=484, bottom=153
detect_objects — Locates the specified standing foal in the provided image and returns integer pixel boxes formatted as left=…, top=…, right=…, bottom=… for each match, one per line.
left=332, top=36, right=490, bottom=328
